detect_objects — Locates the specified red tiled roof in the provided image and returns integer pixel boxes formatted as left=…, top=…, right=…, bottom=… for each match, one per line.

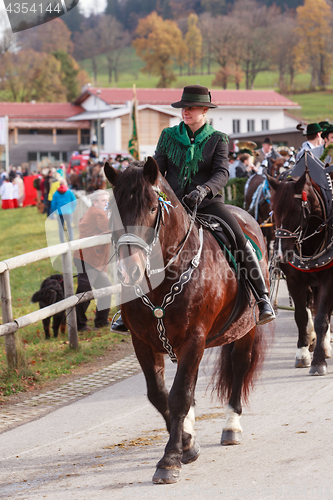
left=77, top=87, right=299, bottom=108
left=0, top=102, right=85, bottom=119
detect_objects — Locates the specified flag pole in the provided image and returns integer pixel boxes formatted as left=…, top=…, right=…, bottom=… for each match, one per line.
left=5, top=115, right=9, bottom=173
left=128, top=84, right=140, bottom=160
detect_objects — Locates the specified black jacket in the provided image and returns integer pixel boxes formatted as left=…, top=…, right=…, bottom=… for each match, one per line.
left=154, top=130, right=229, bottom=208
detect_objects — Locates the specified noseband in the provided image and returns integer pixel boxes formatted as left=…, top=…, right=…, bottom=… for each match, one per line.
left=112, top=194, right=198, bottom=278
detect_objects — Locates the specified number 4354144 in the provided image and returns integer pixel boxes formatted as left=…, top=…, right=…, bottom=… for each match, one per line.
left=6, top=3, right=63, bottom=13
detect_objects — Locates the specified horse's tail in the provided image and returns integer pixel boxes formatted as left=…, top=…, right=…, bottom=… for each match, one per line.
left=213, top=323, right=273, bottom=406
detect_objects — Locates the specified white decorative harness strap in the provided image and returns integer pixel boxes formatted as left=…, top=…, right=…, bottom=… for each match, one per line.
left=134, top=227, right=204, bottom=363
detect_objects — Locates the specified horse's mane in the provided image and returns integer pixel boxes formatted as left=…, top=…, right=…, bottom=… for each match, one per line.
left=113, top=162, right=156, bottom=222
left=271, top=179, right=297, bottom=221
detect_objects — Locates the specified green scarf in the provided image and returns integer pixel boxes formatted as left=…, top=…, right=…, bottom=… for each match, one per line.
left=156, top=122, right=228, bottom=187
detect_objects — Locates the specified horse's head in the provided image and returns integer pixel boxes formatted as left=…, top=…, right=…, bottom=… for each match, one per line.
left=270, top=158, right=287, bottom=178
left=104, top=157, right=178, bottom=287
left=268, top=170, right=314, bottom=262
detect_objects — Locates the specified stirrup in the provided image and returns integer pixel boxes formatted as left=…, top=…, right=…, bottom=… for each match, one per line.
left=111, top=310, right=129, bottom=334
left=255, top=296, right=276, bottom=326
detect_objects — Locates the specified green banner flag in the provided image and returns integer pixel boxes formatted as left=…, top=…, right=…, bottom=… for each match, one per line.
left=128, top=85, right=140, bottom=160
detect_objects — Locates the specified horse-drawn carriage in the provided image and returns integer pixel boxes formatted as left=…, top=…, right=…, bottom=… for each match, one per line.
left=267, top=151, right=333, bottom=375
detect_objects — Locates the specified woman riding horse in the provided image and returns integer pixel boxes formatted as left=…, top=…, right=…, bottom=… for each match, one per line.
left=112, top=86, right=275, bottom=332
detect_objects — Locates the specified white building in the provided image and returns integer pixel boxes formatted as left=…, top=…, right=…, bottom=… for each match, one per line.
left=69, top=87, right=301, bottom=158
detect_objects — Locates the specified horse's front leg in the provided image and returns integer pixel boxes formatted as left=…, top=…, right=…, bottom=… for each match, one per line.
left=131, top=335, right=171, bottom=432
left=310, top=288, right=333, bottom=376
left=221, top=327, right=256, bottom=445
left=153, top=338, right=204, bottom=484
left=283, top=270, right=314, bottom=368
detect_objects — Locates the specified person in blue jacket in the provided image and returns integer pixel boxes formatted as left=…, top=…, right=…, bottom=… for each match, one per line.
left=50, top=178, right=77, bottom=242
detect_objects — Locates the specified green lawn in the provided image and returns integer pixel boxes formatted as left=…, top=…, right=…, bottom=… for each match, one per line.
left=0, top=206, right=126, bottom=399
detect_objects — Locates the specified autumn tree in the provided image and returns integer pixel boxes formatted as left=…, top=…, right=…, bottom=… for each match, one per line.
left=73, top=18, right=104, bottom=85
left=185, top=13, right=202, bottom=75
left=0, top=50, right=66, bottom=102
left=296, top=0, right=333, bottom=89
left=230, top=0, right=275, bottom=89
left=270, top=13, right=298, bottom=92
left=17, top=18, right=73, bottom=54
left=99, top=16, right=131, bottom=83
left=133, top=12, right=187, bottom=87
left=208, top=14, right=236, bottom=88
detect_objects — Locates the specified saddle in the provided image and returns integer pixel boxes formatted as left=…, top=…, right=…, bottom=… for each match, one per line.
left=195, top=212, right=255, bottom=344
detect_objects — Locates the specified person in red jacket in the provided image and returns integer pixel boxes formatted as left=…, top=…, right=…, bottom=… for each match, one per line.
left=73, top=190, right=112, bottom=331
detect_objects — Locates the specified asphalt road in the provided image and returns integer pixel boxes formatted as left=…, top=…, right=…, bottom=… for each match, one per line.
left=1, top=281, right=333, bottom=500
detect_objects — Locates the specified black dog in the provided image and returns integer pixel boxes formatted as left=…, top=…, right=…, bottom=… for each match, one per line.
left=31, top=274, right=66, bottom=339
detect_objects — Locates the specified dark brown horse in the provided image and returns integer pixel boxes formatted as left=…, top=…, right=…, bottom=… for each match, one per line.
left=104, top=157, right=270, bottom=484
left=268, top=171, right=332, bottom=374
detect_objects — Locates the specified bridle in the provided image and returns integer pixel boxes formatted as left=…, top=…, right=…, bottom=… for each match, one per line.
left=275, top=191, right=311, bottom=244
left=111, top=190, right=199, bottom=278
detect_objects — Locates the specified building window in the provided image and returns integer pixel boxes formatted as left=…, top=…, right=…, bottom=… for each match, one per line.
left=262, top=120, right=269, bottom=131
left=247, top=120, right=255, bottom=132
left=232, top=120, right=240, bottom=133
left=50, top=152, right=60, bottom=161
left=93, top=120, right=104, bottom=146
left=28, top=152, right=37, bottom=161
left=81, top=129, right=90, bottom=145
left=62, top=152, right=68, bottom=162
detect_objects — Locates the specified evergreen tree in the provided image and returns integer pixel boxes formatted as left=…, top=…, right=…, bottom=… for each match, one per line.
left=105, top=0, right=121, bottom=20
left=53, top=50, right=80, bottom=101
left=62, top=4, right=85, bottom=34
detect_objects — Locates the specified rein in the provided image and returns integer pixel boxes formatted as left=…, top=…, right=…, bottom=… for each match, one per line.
left=275, top=185, right=333, bottom=268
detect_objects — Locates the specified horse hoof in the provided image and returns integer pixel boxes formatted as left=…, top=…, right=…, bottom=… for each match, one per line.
left=152, top=467, right=180, bottom=484
left=221, top=430, right=242, bottom=446
left=309, top=365, right=327, bottom=376
left=295, top=357, right=311, bottom=368
left=181, top=440, right=200, bottom=464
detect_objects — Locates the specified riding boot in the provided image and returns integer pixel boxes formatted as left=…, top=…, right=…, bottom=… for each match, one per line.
left=241, top=240, right=275, bottom=325
left=111, top=313, right=129, bottom=333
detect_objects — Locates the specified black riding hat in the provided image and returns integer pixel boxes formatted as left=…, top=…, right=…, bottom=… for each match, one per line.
left=171, top=85, right=218, bottom=109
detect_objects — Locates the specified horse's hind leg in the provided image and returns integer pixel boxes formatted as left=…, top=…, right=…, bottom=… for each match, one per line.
left=220, top=328, right=256, bottom=445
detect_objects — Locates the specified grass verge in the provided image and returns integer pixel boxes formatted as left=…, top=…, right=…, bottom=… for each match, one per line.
left=0, top=206, right=127, bottom=400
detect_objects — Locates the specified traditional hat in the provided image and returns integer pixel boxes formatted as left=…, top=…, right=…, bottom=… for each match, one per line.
left=171, top=85, right=218, bottom=108
left=305, top=123, right=322, bottom=135
left=238, top=148, right=253, bottom=156
left=319, top=121, right=330, bottom=130
left=321, top=124, right=333, bottom=139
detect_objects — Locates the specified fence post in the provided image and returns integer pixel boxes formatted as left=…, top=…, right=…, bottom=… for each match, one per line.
left=61, top=251, right=78, bottom=349
left=0, top=269, right=17, bottom=369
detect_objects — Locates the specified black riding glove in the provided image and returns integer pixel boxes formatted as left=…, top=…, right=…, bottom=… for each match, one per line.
left=184, top=185, right=210, bottom=208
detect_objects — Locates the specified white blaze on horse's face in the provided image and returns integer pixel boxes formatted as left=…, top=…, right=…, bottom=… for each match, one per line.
left=117, top=245, right=147, bottom=287
left=276, top=226, right=284, bottom=262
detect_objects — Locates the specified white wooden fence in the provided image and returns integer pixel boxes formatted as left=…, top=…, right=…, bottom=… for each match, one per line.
left=0, top=235, right=121, bottom=369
